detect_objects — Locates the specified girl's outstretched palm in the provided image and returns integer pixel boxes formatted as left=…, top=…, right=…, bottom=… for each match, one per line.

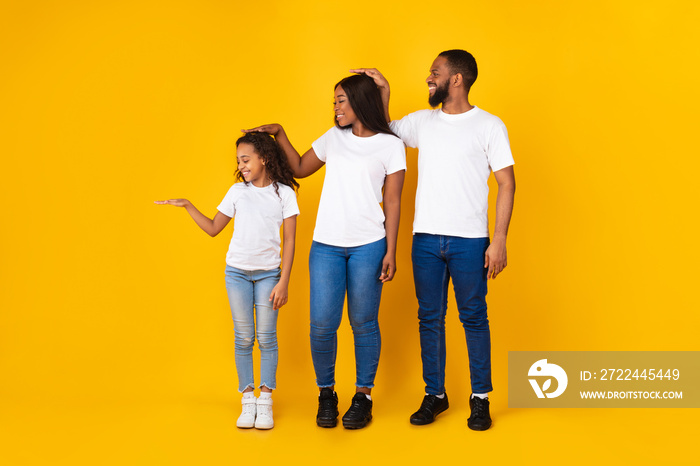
left=155, top=199, right=191, bottom=207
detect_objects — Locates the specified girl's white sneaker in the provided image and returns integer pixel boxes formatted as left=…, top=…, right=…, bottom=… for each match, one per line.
left=237, top=396, right=257, bottom=428
left=255, top=397, right=274, bottom=429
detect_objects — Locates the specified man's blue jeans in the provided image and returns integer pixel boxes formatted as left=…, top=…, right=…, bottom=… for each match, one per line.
left=411, top=234, right=493, bottom=395
left=224, top=266, right=280, bottom=392
left=309, top=238, right=386, bottom=388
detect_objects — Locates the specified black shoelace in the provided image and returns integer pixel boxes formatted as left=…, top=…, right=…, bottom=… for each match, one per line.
left=420, top=395, right=442, bottom=410
left=347, top=396, right=369, bottom=414
left=471, top=398, right=487, bottom=417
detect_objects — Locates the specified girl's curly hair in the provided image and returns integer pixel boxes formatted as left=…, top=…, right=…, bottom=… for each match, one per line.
left=235, top=132, right=299, bottom=195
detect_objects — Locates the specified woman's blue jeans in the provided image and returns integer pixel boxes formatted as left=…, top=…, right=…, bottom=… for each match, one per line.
left=411, top=234, right=493, bottom=395
left=309, top=238, right=386, bottom=389
left=224, top=266, right=280, bottom=392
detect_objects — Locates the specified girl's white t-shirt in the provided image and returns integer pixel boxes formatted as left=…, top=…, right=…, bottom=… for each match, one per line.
left=311, top=126, right=406, bottom=247
left=217, top=182, right=299, bottom=270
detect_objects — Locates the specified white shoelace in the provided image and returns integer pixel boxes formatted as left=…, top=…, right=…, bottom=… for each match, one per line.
left=242, top=399, right=256, bottom=415
left=257, top=403, right=271, bottom=418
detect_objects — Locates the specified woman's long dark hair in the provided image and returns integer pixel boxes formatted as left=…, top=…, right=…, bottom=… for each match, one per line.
left=334, top=74, right=397, bottom=137
left=235, top=132, right=299, bottom=195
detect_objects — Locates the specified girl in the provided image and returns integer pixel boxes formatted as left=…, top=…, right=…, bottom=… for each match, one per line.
left=156, top=132, right=299, bottom=430
left=246, top=74, right=405, bottom=429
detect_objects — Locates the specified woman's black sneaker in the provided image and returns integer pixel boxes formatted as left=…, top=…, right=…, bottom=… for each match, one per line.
left=316, top=388, right=339, bottom=427
left=342, top=393, right=373, bottom=429
left=409, top=393, right=449, bottom=425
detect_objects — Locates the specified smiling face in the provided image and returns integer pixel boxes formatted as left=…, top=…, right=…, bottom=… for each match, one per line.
left=334, top=85, right=359, bottom=128
left=426, top=56, right=452, bottom=108
left=236, top=143, right=268, bottom=187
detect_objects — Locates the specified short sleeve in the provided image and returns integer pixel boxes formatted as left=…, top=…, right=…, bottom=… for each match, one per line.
left=485, top=118, right=515, bottom=172
left=390, top=112, right=418, bottom=148
left=311, top=127, right=333, bottom=163
left=281, top=186, right=300, bottom=219
left=217, top=184, right=237, bottom=218
left=385, top=137, right=407, bottom=175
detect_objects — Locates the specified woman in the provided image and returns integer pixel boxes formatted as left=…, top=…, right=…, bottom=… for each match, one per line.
left=246, top=73, right=405, bottom=429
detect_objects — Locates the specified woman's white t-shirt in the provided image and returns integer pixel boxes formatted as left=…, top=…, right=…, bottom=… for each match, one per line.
left=311, top=126, right=406, bottom=247
left=217, top=182, right=299, bottom=270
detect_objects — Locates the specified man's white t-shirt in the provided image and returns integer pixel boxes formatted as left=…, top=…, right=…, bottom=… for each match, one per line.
left=311, top=126, right=406, bottom=247
left=217, top=182, right=299, bottom=270
left=390, top=106, right=514, bottom=238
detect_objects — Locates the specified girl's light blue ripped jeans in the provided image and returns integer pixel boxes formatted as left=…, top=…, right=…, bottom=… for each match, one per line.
left=224, top=265, right=280, bottom=392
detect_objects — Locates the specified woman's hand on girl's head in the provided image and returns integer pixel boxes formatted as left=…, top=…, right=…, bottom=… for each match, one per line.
left=154, top=199, right=191, bottom=207
left=269, top=282, right=289, bottom=310
left=242, top=124, right=284, bottom=137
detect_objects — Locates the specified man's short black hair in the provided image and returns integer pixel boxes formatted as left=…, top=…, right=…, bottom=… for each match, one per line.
left=438, top=49, right=478, bottom=91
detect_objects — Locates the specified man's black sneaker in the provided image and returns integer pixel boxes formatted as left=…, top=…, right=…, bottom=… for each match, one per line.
left=409, top=393, right=449, bottom=425
left=316, top=388, right=339, bottom=428
left=467, top=396, right=492, bottom=431
left=342, top=393, right=373, bottom=429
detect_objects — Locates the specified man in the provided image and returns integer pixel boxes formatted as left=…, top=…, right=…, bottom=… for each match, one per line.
left=352, top=49, right=515, bottom=430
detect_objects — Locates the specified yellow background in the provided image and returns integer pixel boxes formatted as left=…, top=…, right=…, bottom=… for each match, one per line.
left=1, top=0, right=698, bottom=464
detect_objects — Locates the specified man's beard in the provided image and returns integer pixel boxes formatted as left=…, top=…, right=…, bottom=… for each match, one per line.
left=428, top=81, right=449, bottom=108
